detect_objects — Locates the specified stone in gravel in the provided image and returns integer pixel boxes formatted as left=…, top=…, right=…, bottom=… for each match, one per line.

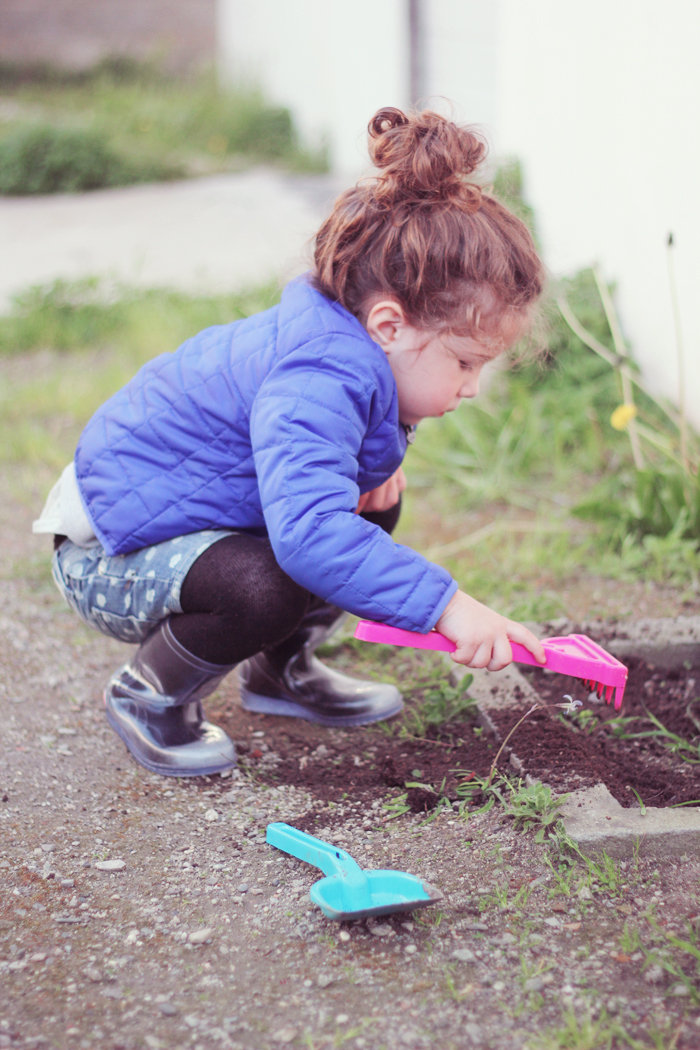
left=339, top=931, right=350, bottom=942
left=369, top=924, right=392, bottom=937
left=237, top=883, right=249, bottom=893
left=452, top=948, right=476, bottom=963
left=577, top=886, right=593, bottom=900
left=544, top=917, right=561, bottom=927
left=95, top=860, right=125, bottom=871
left=188, top=927, right=213, bottom=944
left=60, top=879, right=74, bottom=888
left=669, top=983, right=690, bottom=996
left=644, top=964, right=665, bottom=984
left=159, top=1002, right=178, bottom=1016
left=204, top=808, right=219, bottom=821
left=464, top=1022, right=483, bottom=1044
left=103, top=987, right=122, bottom=999
left=462, top=922, right=488, bottom=931
left=30, top=953, right=47, bottom=962
left=40, top=843, right=55, bottom=852
left=524, top=977, right=543, bottom=992
left=85, top=966, right=101, bottom=982
left=335, top=1015, right=349, bottom=1025
left=405, top=944, right=417, bottom=954
left=492, top=980, right=506, bottom=992
left=272, top=1028, right=297, bottom=1044
left=317, top=974, right=335, bottom=988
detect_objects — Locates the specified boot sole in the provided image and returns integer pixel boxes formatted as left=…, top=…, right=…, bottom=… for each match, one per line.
left=105, top=700, right=237, bottom=778
left=239, top=689, right=404, bottom=727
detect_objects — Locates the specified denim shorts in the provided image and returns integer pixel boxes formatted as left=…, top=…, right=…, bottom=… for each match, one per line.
left=51, top=529, right=237, bottom=644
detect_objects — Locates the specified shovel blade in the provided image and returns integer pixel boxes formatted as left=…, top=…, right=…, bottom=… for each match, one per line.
left=310, top=870, right=443, bottom=922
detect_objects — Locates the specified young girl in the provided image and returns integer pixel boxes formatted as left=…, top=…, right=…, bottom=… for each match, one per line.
left=34, top=107, right=546, bottom=778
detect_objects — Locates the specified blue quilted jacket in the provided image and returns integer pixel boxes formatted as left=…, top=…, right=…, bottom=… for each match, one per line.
left=75, top=277, right=457, bottom=632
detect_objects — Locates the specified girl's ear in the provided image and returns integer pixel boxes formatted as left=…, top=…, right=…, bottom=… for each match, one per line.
left=365, top=300, right=408, bottom=353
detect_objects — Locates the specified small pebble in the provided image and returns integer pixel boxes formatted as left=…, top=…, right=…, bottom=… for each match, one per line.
left=95, top=860, right=126, bottom=872
left=452, top=948, right=476, bottom=963
left=369, top=923, right=392, bottom=937
left=188, top=927, right=213, bottom=944
left=159, top=1002, right=178, bottom=1016
left=204, top=809, right=219, bottom=822
left=317, top=974, right=334, bottom=988
left=524, top=977, right=543, bottom=992
left=335, top=1014, right=349, bottom=1025
left=339, top=931, right=350, bottom=942
left=271, top=1028, right=297, bottom=1044
left=405, top=944, right=417, bottom=955
left=85, top=966, right=101, bottom=982
left=237, top=883, right=249, bottom=893
left=60, top=878, right=75, bottom=888
left=40, top=844, right=55, bottom=853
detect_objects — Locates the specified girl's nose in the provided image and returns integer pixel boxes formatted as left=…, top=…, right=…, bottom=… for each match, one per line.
left=460, top=375, right=480, bottom=399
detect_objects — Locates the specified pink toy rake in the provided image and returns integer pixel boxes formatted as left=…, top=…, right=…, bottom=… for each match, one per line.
left=354, top=621, right=628, bottom=709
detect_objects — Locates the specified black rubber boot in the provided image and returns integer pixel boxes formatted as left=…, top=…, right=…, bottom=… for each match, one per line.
left=104, top=618, right=237, bottom=777
left=238, top=600, right=403, bottom=726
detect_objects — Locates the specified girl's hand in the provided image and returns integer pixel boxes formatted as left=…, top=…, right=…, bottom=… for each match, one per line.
left=435, top=589, right=546, bottom=671
left=356, top=466, right=407, bottom=514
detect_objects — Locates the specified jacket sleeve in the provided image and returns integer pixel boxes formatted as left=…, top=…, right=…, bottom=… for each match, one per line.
left=250, top=335, right=457, bottom=633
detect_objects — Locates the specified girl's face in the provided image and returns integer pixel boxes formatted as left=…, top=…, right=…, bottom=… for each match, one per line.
left=365, top=297, right=521, bottom=427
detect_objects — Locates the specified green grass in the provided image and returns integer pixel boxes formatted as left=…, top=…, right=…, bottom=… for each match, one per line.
left=0, top=61, right=325, bottom=191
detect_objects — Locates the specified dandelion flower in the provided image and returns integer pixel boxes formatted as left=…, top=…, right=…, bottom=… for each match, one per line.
left=611, top=403, right=638, bottom=431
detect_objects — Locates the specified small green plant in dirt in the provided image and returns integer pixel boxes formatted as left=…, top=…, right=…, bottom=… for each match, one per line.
left=401, top=673, right=476, bottom=738
left=608, top=709, right=700, bottom=766
left=501, top=780, right=569, bottom=843
left=526, top=1008, right=638, bottom=1050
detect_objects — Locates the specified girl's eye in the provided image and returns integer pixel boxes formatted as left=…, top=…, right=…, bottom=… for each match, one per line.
left=459, top=360, right=475, bottom=371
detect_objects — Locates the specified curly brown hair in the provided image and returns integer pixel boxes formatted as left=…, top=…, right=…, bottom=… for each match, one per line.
left=312, top=107, right=544, bottom=338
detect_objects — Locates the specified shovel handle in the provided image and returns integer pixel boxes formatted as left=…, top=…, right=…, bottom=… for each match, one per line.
left=266, top=823, right=364, bottom=880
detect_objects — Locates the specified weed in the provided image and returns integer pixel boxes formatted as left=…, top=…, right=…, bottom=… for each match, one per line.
left=400, top=673, right=476, bottom=739
left=501, top=781, right=569, bottom=843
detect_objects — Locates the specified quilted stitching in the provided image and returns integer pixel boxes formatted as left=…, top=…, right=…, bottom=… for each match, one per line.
left=75, top=277, right=456, bottom=631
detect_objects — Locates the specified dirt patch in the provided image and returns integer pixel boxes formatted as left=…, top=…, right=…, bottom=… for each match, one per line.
left=210, top=651, right=700, bottom=815
left=511, top=656, right=700, bottom=808
left=211, top=701, right=498, bottom=817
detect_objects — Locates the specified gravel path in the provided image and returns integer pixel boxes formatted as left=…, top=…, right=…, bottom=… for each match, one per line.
left=2, top=472, right=700, bottom=1050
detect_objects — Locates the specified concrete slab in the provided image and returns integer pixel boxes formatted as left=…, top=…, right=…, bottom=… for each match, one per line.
left=602, top=616, right=700, bottom=669
left=0, top=169, right=342, bottom=309
left=560, top=783, right=700, bottom=859
left=537, top=615, right=700, bottom=670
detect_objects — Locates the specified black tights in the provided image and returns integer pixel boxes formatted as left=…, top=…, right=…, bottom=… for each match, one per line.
left=169, top=501, right=401, bottom=665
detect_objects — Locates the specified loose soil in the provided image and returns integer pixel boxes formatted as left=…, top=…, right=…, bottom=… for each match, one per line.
left=211, top=651, right=700, bottom=817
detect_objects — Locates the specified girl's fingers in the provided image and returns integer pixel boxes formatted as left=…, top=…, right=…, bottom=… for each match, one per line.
left=467, top=640, right=494, bottom=669
left=487, top=635, right=513, bottom=672
left=507, top=622, right=546, bottom=663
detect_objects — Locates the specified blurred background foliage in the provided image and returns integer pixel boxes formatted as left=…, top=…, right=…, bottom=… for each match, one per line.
left=0, top=58, right=326, bottom=193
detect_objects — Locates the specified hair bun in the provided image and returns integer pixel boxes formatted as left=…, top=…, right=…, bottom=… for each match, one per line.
left=368, top=106, right=486, bottom=209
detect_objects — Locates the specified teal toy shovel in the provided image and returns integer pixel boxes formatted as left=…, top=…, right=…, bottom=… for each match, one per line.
left=266, top=822, right=443, bottom=921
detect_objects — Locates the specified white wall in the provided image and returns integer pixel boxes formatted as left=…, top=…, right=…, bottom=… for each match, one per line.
left=218, top=0, right=407, bottom=173
left=497, top=0, right=700, bottom=424
left=218, top=0, right=700, bottom=424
